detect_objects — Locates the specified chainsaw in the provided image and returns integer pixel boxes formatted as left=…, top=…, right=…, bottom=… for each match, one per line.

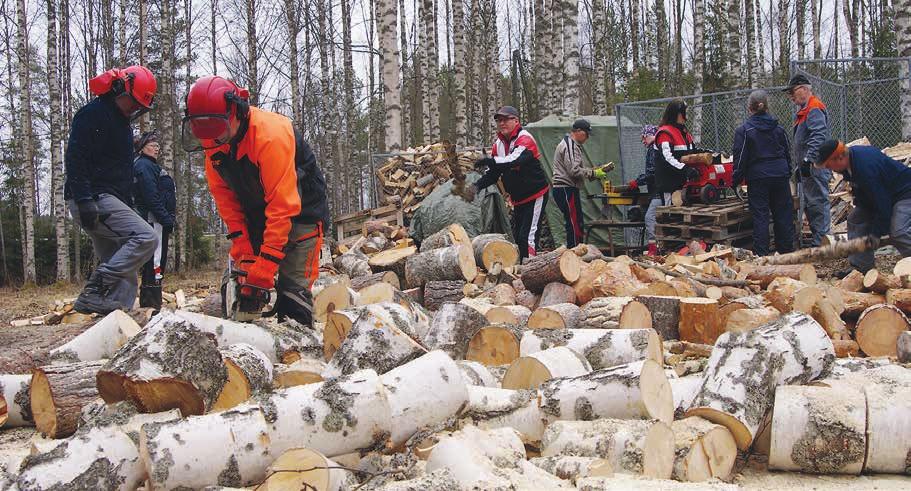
left=224, top=260, right=276, bottom=322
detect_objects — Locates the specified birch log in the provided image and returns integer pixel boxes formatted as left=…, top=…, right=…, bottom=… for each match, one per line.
left=170, top=310, right=313, bottom=363
left=579, top=297, right=652, bottom=329
left=539, top=360, right=673, bottom=423
left=260, top=448, right=354, bottom=491
left=48, top=310, right=140, bottom=363
left=456, top=360, right=498, bottom=387
left=326, top=304, right=426, bottom=376
left=421, top=302, right=488, bottom=359
left=368, top=246, right=417, bottom=281
left=272, top=359, right=326, bottom=388
left=539, top=282, right=577, bottom=307
left=461, top=385, right=546, bottom=443
left=333, top=249, right=371, bottom=278
left=466, top=323, right=525, bottom=366
left=422, top=280, right=465, bottom=310
left=419, top=223, right=471, bottom=252
left=671, top=417, right=737, bottom=482
left=541, top=419, right=675, bottom=479
left=471, top=233, right=519, bottom=271
left=350, top=270, right=401, bottom=291
left=530, top=456, right=613, bottom=484
left=212, top=343, right=274, bottom=411
left=0, top=374, right=32, bottom=427
left=501, top=346, right=592, bottom=390
left=899, top=331, right=911, bottom=363
left=863, top=366, right=911, bottom=474
left=425, top=426, right=524, bottom=489
left=528, top=303, right=583, bottom=329
left=30, top=360, right=104, bottom=438
left=686, top=313, right=835, bottom=450
left=521, top=250, right=582, bottom=293
left=769, top=385, right=866, bottom=474
left=520, top=328, right=663, bottom=370
left=669, top=375, right=702, bottom=419
left=486, top=305, right=532, bottom=325
left=404, top=244, right=477, bottom=288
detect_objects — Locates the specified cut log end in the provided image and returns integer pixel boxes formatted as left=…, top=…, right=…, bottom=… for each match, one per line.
left=262, top=448, right=348, bottom=491
left=210, top=359, right=253, bottom=412
left=855, top=304, right=911, bottom=357
left=466, top=325, right=522, bottom=366
left=685, top=408, right=752, bottom=452
left=313, top=283, right=352, bottom=323
left=619, top=301, right=652, bottom=329
left=29, top=371, right=58, bottom=437
left=126, top=379, right=205, bottom=417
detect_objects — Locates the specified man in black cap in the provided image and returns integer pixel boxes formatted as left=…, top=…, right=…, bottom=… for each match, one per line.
left=470, top=106, right=550, bottom=259
left=816, top=139, right=911, bottom=274
left=784, top=74, right=831, bottom=247
left=550, top=118, right=606, bottom=247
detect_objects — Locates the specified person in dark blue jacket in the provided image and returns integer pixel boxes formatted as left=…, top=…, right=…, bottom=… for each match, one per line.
left=816, top=139, right=911, bottom=274
left=732, top=90, right=796, bottom=256
left=133, top=131, right=177, bottom=310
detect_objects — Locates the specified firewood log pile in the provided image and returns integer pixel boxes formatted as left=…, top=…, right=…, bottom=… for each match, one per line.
left=375, top=143, right=482, bottom=215
left=3, top=226, right=911, bottom=489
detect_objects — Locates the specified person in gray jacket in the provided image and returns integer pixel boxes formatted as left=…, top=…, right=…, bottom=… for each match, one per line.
left=551, top=119, right=606, bottom=247
left=785, top=74, right=832, bottom=247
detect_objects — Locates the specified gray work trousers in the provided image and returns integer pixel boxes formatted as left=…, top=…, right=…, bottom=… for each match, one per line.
left=802, top=167, right=832, bottom=247
left=69, top=194, right=158, bottom=309
left=644, top=196, right=662, bottom=243
left=848, top=198, right=911, bottom=273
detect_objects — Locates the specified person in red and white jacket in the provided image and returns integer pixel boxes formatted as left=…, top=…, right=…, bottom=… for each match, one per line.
left=470, top=106, right=550, bottom=260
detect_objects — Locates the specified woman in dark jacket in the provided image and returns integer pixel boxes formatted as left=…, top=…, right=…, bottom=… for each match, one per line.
left=654, top=99, right=696, bottom=203
left=732, top=90, right=796, bottom=256
left=132, top=131, right=177, bottom=310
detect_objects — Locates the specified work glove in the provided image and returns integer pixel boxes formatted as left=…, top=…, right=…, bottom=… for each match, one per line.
left=474, top=157, right=495, bottom=171
left=229, top=233, right=255, bottom=262
left=593, top=168, right=608, bottom=180
left=800, top=161, right=813, bottom=178
left=627, top=179, right=639, bottom=190
left=243, top=254, right=282, bottom=290
left=77, top=199, right=99, bottom=230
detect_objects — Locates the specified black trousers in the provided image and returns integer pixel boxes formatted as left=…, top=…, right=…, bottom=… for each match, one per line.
left=747, top=176, right=795, bottom=256
left=139, top=222, right=170, bottom=309
left=552, top=186, right=584, bottom=248
left=513, top=193, right=548, bottom=260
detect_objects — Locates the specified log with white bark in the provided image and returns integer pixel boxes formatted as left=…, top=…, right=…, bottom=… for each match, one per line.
left=745, top=264, right=817, bottom=288
left=724, top=307, right=781, bottom=333
left=323, top=302, right=426, bottom=361
left=863, top=366, right=911, bottom=474
left=170, top=310, right=314, bottom=363
left=17, top=409, right=179, bottom=491
left=855, top=304, right=911, bottom=356
left=260, top=448, right=354, bottom=491
left=47, top=310, right=140, bottom=363
left=30, top=360, right=104, bottom=438
left=894, top=256, right=911, bottom=286
left=864, top=269, right=901, bottom=294
left=538, top=359, right=673, bottom=423
left=465, top=323, right=525, bottom=366
left=140, top=370, right=391, bottom=489
left=421, top=302, right=488, bottom=359
left=842, top=291, right=886, bottom=318
left=486, top=305, right=532, bottom=325
left=520, top=328, right=663, bottom=370
left=527, top=303, right=582, bottom=329
left=419, top=223, right=471, bottom=252
left=635, top=296, right=681, bottom=340
left=273, top=359, right=325, bottom=388
left=686, top=313, right=835, bottom=451
left=362, top=234, right=390, bottom=254
left=350, top=270, right=401, bottom=291
left=425, top=426, right=525, bottom=489
left=404, top=244, right=477, bottom=288
left=678, top=298, right=724, bottom=345
left=456, top=360, right=498, bottom=387
left=501, top=346, right=592, bottom=390
left=422, top=280, right=465, bottom=310
left=368, top=246, right=417, bottom=281
left=669, top=375, right=702, bottom=419
left=530, top=456, right=613, bottom=485
left=0, top=374, right=32, bottom=427
left=539, top=282, right=577, bottom=307
left=769, top=385, right=866, bottom=474
left=899, top=331, right=911, bottom=363
left=333, top=249, right=371, bottom=278
left=573, top=259, right=610, bottom=305
left=212, top=343, right=274, bottom=411
left=520, top=250, right=582, bottom=293
left=375, top=469, right=460, bottom=490
left=541, top=419, right=675, bottom=479
left=97, top=314, right=227, bottom=416
left=381, top=351, right=469, bottom=447
left=579, top=297, right=651, bottom=330
left=325, top=303, right=426, bottom=377
left=461, top=385, right=546, bottom=443
left=671, top=417, right=737, bottom=482
left=471, top=233, right=519, bottom=271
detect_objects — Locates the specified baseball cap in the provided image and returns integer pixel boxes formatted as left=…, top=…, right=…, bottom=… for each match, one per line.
left=572, top=119, right=592, bottom=135
left=494, top=106, right=520, bottom=120
left=783, top=74, right=811, bottom=93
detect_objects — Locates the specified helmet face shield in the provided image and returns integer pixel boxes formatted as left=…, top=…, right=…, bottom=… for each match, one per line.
left=181, top=114, right=230, bottom=152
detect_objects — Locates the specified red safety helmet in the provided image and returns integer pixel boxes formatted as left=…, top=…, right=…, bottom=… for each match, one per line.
left=88, top=65, right=156, bottom=119
left=182, top=76, right=250, bottom=150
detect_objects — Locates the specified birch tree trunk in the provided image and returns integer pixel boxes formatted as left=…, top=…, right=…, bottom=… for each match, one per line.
left=562, top=0, right=580, bottom=115
left=485, top=0, right=499, bottom=134
left=379, top=0, right=403, bottom=150
left=745, top=0, right=758, bottom=85
left=48, top=0, right=69, bottom=282
left=159, top=0, right=175, bottom=180
left=533, top=0, right=547, bottom=116
left=778, top=0, right=789, bottom=77
left=118, top=0, right=126, bottom=64
left=591, top=0, right=606, bottom=114
left=631, top=0, right=640, bottom=70
left=285, top=0, right=302, bottom=126
left=246, top=0, right=259, bottom=104
left=398, top=0, right=411, bottom=145
left=843, top=0, right=860, bottom=58
left=692, top=0, right=705, bottom=139
left=654, top=0, right=668, bottom=84
left=811, top=0, right=821, bottom=58
left=420, top=0, right=439, bottom=141
left=898, top=0, right=911, bottom=141
left=726, top=0, right=742, bottom=86
left=16, top=0, right=36, bottom=284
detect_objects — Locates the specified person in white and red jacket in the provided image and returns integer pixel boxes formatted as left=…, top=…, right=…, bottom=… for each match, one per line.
left=469, top=106, right=550, bottom=260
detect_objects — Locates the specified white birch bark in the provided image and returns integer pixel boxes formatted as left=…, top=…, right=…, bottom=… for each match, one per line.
left=897, top=0, right=911, bottom=140
left=16, top=0, right=36, bottom=284
left=380, top=0, right=403, bottom=150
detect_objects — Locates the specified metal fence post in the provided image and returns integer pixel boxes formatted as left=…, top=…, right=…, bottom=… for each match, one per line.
left=712, top=98, right=720, bottom=149
left=615, top=103, right=625, bottom=181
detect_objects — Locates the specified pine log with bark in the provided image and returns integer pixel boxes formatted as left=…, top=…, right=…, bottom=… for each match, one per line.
left=404, top=244, right=477, bottom=288
left=573, top=259, right=609, bottom=304
left=686, top=313, right=835, bottom=450
left=272, top=359, right=326, bottom=388
left=864, top=269, right=901, bottom=294
left=528, top=303, right=583, bottom=329
left=838, top=269, right=865, bottom=292
left=520, top=328, right=663, bottom=370
left=369, top=246, right=417, bottom=281
left=486, top=305, right=532, bottom=325
left=501, top=346, right=592, bottom=390
left=635, top=296, right=681, bottom=340
left=886, top=288, right=911, bottom=314
left=812, top=298, right=850, bottom=340
left=421, top=302, right=488, bottom=359
left=541, top=419, right=674, bottom=479
left=855, top=304, right=911, bottom=356
left=520, top=250, right=582, bottom=293
left=724, top=307, right=781, bottom=333
left=30, top=360, right=105, bottom=438
left=423, top=280, right=466, bottom=310
left=539, top=359, right=673, bottom=424
left=539, top=282, right=577, bottom=307
left=472, top=234, right=519, bottom=271
left=678, top=298, right=724, bottom=345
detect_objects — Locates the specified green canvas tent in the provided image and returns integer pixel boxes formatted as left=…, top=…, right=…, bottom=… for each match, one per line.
left=524, top=115, right=629, bottom=250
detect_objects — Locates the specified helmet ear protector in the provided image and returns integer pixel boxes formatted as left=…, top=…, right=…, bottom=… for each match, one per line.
left=182, top=81, right=251, bottom=152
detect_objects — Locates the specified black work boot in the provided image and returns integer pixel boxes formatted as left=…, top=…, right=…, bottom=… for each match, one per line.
left=74, top=271, right=122, bottom=315
left=139, top=281, right=163, bottom=312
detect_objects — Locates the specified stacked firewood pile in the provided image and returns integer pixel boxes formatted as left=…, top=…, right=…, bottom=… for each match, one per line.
left=3, top=228, right=911, bottom=489
left=375, top=143, right=482, bottom=215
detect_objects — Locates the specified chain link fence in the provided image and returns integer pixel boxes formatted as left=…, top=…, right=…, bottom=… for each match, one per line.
left=615, top=58, right=911, bottom=182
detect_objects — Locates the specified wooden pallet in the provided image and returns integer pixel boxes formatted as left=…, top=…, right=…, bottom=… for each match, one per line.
left=655, top=199, right=750, bottom=227
left=334, top=204, right=404, bottom=243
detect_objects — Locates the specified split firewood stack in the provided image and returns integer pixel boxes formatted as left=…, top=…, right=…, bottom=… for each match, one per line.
left=4, top=228, right=911, bottom=489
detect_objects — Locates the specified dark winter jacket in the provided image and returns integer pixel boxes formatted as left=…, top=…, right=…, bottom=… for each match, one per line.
left=475, top=125, right=550, bottom=205
left=635, top=145, right=659, bottom=192
left=844, top=145, right=911, bottom=236
left=654, top=124, right=695, bottom=193
left=133, top=154, right=176, bottom=227
left=64, top=93, right=136, bottom=205
left=732, top=113, right=792, bottom=185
